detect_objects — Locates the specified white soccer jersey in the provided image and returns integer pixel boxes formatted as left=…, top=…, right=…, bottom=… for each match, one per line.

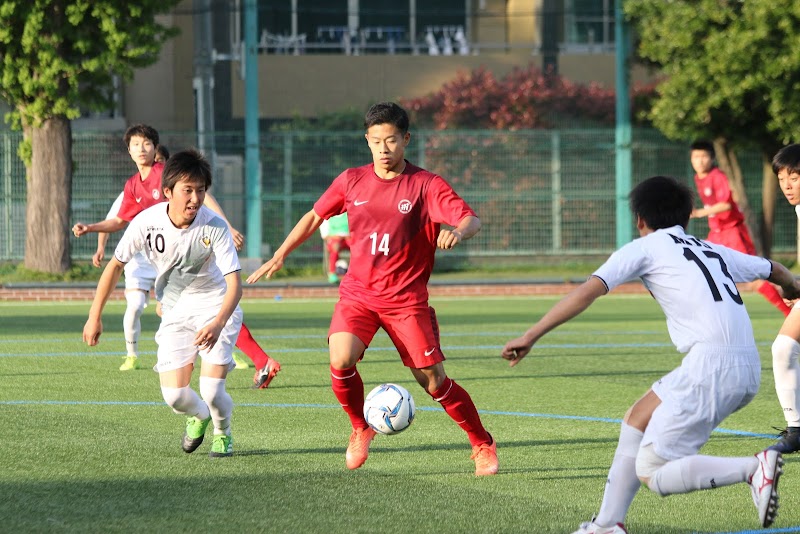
left=795, top=205, right=800, bottom=219
left=114, top=204, right=241, bottom=308
left=593, top=225, right=771, bottom=353
left=106, top=192, right=157, bottom=286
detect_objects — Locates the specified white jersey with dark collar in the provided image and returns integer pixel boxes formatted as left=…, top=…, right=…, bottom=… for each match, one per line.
left=114, top=204, right=241, bottom=308
left=592, top=226, right=771, bottom=353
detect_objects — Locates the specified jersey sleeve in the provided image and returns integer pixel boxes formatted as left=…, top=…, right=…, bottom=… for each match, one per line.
left=210, top=217, right=241, bottom=275
left=113, top=215, right=146, bottom=264
left=313, top=171, right=348, bottom=219
left=592, top=240, right=649, bottom=292
left=711, top=244, right=772, bottom=283
left=116, top=179, right=140, bottom=222
left=426, top=176, right=476, bottom=226
left=105, top=193, right=124, bottom=220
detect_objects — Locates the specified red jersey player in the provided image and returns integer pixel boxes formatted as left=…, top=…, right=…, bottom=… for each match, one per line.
left=247, top=102, right=498, bottom=476
left=72, top=124, right=280, bottom=388
left=689, top=140, right=790, bottom=316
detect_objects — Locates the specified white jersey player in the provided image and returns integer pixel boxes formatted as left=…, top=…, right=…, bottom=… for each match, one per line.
left=82, top=149, right=243, bottom=458
left=768, top=144, right=800, bottom=454
left=502, top=176, right=800, bottom=533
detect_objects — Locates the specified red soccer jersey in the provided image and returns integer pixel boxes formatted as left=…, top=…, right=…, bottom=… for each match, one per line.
left=314, top=162, right=476, bottom=309
left=116, top=162, right=166, bottom=222
left=694, top=167, right=744, bottom=231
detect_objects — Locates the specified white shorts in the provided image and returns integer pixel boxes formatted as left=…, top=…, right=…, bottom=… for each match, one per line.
left=153, top=303, right=243, bottom=373
left=123, top=253, right=157, bottom=291
left=643, top=343, right=760, bottom=460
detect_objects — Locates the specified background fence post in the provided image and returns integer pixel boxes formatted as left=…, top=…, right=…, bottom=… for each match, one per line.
left=551, top=130, right=562, bottom=253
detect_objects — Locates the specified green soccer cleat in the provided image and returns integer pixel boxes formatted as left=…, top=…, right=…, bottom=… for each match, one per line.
left=119, top=356, right=140, bottom=371
left=182, top=415, right=211, bottom=453
left=209, top=434, right=233, bottom=458
left=232, top=352, right=250, bottom=370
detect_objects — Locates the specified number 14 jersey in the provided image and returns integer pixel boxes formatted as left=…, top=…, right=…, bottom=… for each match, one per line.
left=314, top=162, right=475, bottom=310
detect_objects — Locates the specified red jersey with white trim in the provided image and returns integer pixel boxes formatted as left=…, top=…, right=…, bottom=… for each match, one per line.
left=694, top=167, right=744, bottom=231
left=117, top=162, right=166, bottom=222
left=314, top=162, right=476, bottom=309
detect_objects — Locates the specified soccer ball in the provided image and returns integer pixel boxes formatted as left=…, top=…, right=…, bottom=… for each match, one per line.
left=334, top=258, right=349, bottom=275
left=363, top=383, right=416, bottom=435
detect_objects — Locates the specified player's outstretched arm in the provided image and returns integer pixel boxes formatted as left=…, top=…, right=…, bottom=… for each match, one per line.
left=203, top=193, right=245, bottom=250
left=72, top=217, right=128, bottom=237
left=768, top=260, right=800, bottom=301
left=247, top=209, right=324, bottom=283
left=437, top=215, right=481, bottom=250
left=93, top=232, right=109, bottom=267
left=194, top=271, right=243, bottom=351
left=502, top=276, right=607, bottom=367
left=83, top=258, right=125, bottom=346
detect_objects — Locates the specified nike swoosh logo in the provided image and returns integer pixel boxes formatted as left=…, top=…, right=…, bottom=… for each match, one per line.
left=354, top=200, right=368, bottom=206
left=135, top=197, right=142, bottom=203
left=424, top=348, right=436, bottom=356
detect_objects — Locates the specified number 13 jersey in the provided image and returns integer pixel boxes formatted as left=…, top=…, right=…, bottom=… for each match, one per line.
left=314, top=162, right=475, bottom=310
left=592, top=225, right=771, bottom=353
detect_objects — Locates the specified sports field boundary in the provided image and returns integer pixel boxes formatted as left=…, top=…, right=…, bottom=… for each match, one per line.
left=0, top=278, right=649, bottom=301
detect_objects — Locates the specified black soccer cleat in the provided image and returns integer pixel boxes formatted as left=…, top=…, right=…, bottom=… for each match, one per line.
left=768, top=426, right=800, bottom=454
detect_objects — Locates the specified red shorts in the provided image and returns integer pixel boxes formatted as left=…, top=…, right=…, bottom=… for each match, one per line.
left=329, top=298, right=444, bottom=369
left=706, top=224, right=756, bottom=255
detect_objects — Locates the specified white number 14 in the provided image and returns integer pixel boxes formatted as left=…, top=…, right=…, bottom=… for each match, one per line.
left=369, top=232, right=390, bottom=255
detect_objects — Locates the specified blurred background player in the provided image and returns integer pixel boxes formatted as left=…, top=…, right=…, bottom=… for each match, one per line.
left=247, top=102, right=498, bottom=476
left=83, top=149, right=243, bottom=457
left=767, top=143, right=800, bottom=453
left=76, top=128, right=280, bottom=387
left=319, top=212, right=351, bottom=284
left=502, top=175, right=798, bottom=533
left=689, top=140, right=790, bottom=316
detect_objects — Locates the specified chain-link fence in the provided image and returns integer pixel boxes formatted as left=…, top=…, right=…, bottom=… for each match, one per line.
left=1, top=128, right=796, bottom=268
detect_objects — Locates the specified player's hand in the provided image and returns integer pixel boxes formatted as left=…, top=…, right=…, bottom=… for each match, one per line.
left=782, top=282, right=800, bottom=302
left=501, top=336, right=534, bottom=367
left=246, top=257, right=284, bottom=284
left=229, top=227, right=245, bottom=251
left=82, top=318, right=103, bottom=346
left=194, top=321, right=224, bottom=350
left=437, top=229, right=463, bottom=250
left=92, top=249, right=104, bottom=268
left=72, top=223, right=89, bottom=237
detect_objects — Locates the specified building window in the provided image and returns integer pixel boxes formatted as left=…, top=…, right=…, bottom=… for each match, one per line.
left=562, top=0, right=614, bottom=52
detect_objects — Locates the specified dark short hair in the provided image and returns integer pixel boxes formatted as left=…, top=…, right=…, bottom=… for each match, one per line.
left=162, top=149, right=212, bottom=191
left=772, top=144, right=800, bottom=176
left=364, top=102, right=409, bottom=134
left=690, top=140, right=715, bottom=158
left=629, top=176, right=694, bottom=230
left=156, top=145, right=170, bottom=161
left=124, top=124, right=159, bottom=148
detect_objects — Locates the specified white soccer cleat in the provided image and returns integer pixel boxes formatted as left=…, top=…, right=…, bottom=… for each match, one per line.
left=572, top=519, right=628, bottom=534
left=750, top=449, right=783, bottom=528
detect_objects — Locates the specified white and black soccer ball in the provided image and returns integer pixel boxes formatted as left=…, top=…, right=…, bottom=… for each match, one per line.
left=363, top=383, right=416, bottom=435
left=334, top=258, right=349, bottom=276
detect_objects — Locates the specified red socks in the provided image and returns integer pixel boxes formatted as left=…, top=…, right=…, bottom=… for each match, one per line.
left=758, top=283, right=792, bottom=317
left=331, top=365, right=368, bottom=429
left=430, top=377, right=491, bottom=447
left=234, top=323, right=270, bottom=368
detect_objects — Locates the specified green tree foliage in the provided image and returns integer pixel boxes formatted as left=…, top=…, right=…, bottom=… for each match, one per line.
left=625, top=0, right=800, bottom=255
left=0, top=1, right=179, bottom=273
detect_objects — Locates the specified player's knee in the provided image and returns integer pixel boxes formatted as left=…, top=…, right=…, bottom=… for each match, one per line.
left=125, top=290, right=148, bottom=316
left=636, top=443, right=669, bottom=495
left=161, top=386, right=194, bottom=414
left=772, top=334, right=800, bottom=370
left=199, top=376, right=228, bottom=405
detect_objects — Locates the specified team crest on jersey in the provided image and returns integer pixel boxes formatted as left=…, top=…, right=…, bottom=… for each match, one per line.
left=152, top=189, right=160, bottom=200
left=704, top=187, right=712, bottom=196
left=201, top=235, right=211, bottom=248
left=398, top=199, right=413, bottom=214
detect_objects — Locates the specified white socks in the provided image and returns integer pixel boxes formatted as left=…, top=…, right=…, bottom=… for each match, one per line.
left=595, top=423, right=643, bottom=527
left=200, top=376, right=233, bottom=436
left=160, top=385, right=210, bottom=420
left=648, top=455, right=758, bottom=495
left=123, top=290, right=147, bottom=357
left=772, top=334, right=800, bottom=426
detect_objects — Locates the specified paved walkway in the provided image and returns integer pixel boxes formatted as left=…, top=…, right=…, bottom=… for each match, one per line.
left=0, top=278, right=648, bottom=302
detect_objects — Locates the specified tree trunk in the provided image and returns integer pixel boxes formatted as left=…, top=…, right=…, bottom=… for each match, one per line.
left=23, top=116, right=72, bottom=273
left=713, top=138, right=763, bottom=253
left=760, top=157, right=777, bottom=259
